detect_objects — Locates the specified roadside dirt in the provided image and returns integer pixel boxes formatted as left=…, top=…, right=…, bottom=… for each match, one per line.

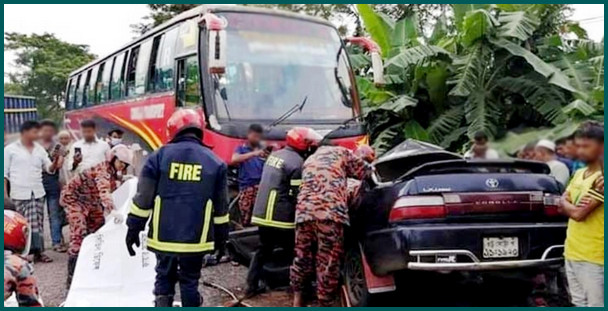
left=34, top=215, right=568, bottom=307
left=34, top=250, right=292, bottom=307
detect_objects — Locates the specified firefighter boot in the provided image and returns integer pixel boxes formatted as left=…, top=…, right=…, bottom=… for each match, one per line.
left=66, top=256, right=78, bottom=290
left=155, top=295, right=174, bottom=307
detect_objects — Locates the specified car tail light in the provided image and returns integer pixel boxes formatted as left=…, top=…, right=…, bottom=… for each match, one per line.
left=543, top=194, right=561, bottom=217
left=389, top=196, right=446, bottom=222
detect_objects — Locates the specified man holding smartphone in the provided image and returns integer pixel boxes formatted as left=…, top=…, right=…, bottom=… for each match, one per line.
left=39, top=120, right=68, bottom=253
left=67, top=120, right=110, bottom=173
left=231, top=124, right=269, bottom=227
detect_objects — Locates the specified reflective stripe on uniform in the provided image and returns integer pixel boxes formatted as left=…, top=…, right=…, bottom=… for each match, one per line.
left=152, top=197, right=162, bottom=241
left=148, top=198, right=216, bottom=253
left=290, top=179, right=302, bottom=186
left=266, top=190, right=277, bottom=222
left=251, top=216, right=295, bottom=229
left=129, top=202, right=152, bottom=218
left=251, top=189, right=295, bottom=229
left=214, top=214, right=230, bottom=224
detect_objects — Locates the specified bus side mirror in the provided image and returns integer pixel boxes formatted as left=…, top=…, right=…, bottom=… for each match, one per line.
left=345, top=37, right=385, bottom=86
left=201, top=13, right=227, bottom=74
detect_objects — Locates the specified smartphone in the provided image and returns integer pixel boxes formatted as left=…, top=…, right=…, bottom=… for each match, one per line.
left=52, top=144, right=61, bottom=158
left=265, top=145, right=274, bottom=153
left=74, top=147, right=82, bottom=157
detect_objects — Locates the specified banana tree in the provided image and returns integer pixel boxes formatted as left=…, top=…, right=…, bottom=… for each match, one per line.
left=353, top=4, right=584, bottom=155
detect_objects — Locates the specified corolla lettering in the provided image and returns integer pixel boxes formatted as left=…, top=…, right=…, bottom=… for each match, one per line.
left=422, top=187, right=452, bottom=193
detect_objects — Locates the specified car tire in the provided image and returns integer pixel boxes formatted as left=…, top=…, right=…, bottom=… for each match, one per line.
left=343, top=247, right=372, bottom=307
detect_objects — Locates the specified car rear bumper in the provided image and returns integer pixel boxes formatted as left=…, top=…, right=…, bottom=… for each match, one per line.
left=362, top=222, right=567, bottom=275
left=407, top=245, right=563, bottom=271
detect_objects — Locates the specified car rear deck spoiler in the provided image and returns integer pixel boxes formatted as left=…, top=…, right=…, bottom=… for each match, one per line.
left=395, top=159, right=551, bottom=183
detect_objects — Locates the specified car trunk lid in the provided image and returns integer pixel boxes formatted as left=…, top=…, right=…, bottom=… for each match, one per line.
left=443, top=191, right=545, bottom=216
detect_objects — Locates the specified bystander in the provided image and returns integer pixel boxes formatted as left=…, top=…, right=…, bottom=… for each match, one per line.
left=57, top=130, right=74, bottom=185
left=231, top=124, right=268, bottom=226
left=558, top=123, right=604, bottom=307
left=67, top=120, right=110, bottom=173
left=535, top=139, right=570, bottom=187
left=107, top=129, right=124, bottom=148
left=38, top=120, right=67, bottom=253
left=4, top=121, right=63, bottom=263
left=464, top=131, right=500, bottom=160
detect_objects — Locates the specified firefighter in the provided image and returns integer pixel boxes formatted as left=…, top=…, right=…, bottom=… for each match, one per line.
left=354, top=144, right=376, bottom=164
left=125, top=109, right=229, bottom=307
left=246, top=127, right=323, bottom=295
left=290, top=143, right=371, bottom=307
left=4, top=210, right=43, bottom=307
left=348, top=144, right=376, bottom=208
left=61, top=144, right=134, bottom=289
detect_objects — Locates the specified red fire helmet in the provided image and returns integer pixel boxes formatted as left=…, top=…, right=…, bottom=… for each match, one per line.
left=355, top=144, right=376, bottom=163
left=167, top=109, right=206, bottom=140
left=286, top=127, right=323, bottom=151
left=4, top=210, right=31, bottom=255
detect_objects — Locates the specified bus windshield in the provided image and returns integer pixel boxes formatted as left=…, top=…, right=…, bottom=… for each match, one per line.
left=209, top=12, right=356, bottom=123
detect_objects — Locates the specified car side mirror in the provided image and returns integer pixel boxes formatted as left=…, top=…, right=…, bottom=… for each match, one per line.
left=345, top=37, right=385, bottom=86
left=200, top=13, right=227, bottom=74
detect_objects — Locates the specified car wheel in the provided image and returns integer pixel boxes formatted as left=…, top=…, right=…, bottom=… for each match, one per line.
left=343, top=247, right=371, bottom=307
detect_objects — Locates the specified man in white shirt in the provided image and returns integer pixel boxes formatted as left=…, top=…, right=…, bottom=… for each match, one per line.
left=67, top=120, right=110, bottom=173
left=535, top=139, right=570, bottom=187
left=4, top=121, right=63, bottom=263
left=464, top=131, right=500, bottom=160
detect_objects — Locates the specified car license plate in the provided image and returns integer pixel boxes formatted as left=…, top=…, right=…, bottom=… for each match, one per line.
left=483, top=237, right=519, bottom=258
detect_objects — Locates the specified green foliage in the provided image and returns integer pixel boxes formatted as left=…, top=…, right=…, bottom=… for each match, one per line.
left=4, top=32, right=95, bottom=121
left=497, top=11, right=540, bottom=41
left=132, top=4, right=198, bottom=34
left=354, top=3, right=601, bottom=156
left=460, top=9, right=498, bottom=46
left=356, top=4, right=394, bottom=57
left=497, top=76, right=567, bottom=124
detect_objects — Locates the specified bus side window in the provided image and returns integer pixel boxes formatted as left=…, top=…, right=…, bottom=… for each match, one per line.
left=87, top=65, right=99, bottom=106
left=111, top=52, right=127, bottom=100
left=176, top=19, right=197, bottom=56
left=147, top=35, right=163, bottom=92
left=82, top=69, right=92, bottom=107
left=100, top=57, right=114, bottom=103
left=66, top=78, right=76, bottom=110
left=74, top=74, right=84, bottom=109
left=156, top=27, right=178, bottom=91
left=134, top=41, right=152, bottom=96
left=126, top=46, right=140, bottom=97
left=176, top=56, right=201, bottom=107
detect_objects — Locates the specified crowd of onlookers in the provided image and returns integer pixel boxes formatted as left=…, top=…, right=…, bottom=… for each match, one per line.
left=4, top=119, right=126, bottom=263
left=464, top=122, right=604, bottom=307
left=463, top=124, right=603, bottom=189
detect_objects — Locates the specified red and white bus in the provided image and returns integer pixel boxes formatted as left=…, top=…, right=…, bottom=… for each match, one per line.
left=64, top=5, right=381, bottom=165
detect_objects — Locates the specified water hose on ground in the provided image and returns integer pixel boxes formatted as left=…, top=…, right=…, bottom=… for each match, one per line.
left=202, top=281, right=253, bottom=307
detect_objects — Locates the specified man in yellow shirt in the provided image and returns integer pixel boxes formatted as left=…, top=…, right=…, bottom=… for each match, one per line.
left=558, top=122, right=604, bottom=307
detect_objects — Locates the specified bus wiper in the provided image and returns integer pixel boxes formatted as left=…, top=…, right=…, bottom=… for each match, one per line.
left=267, top=96, right=308, bottom=130
left=335, top=67, right=352, bottom=108
left=213, top=75, right=232, bottom=121
left=321, top=113, right=362, bottom=142
left=334, top=44, right=352, bottom=108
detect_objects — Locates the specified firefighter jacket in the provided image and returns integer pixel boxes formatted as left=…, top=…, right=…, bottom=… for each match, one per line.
left=251, top=146, right=304, bottom=229
left=126, top=135, right=229, bottom=255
